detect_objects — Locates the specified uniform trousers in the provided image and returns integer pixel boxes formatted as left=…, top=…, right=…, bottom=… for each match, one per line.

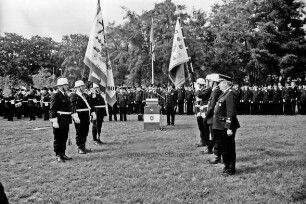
left=119, top=107, right=127, bottom=121
left=178, top=100, right=184, bottom=114
left=43, top=105, right=50, bottom=120
left=186, top=101, right=193, bottom=115
left=53, top=124, right=69, bottom=155
left=92, top=116, right=104, bottom=141
left=196, top=116, right=210, bottom=145
left=216, top=129, right=236, bottom=173
left=75, top=122, right=89, bottom=149
left=166, top=106, right=175, bottom=125
left=210, top=126, right=221, bottom=158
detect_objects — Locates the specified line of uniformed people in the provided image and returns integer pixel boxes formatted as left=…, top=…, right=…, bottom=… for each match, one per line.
left=0, top=86, right=53, bottom=121
left=234, top=82, right=306, bottom=115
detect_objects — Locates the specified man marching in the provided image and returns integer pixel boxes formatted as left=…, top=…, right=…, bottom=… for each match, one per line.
left=213, top=75, right=240, bottom=176
left=70, top=80, right=96, bottom=154
left=49, top=77, right=73, bottom=163
left=90, top=83, right=107, bottom=145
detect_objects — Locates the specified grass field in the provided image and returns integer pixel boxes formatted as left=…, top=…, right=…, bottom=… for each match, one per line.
left=1, top=114, right=306, bottom=204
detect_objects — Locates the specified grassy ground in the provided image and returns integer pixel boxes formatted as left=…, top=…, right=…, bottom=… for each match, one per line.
left=1, top=114, right=306, bottom=204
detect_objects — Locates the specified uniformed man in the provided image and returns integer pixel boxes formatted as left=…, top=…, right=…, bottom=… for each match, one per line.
left=14, top=87, right=24, bottom=119
left=205, top=74, right=223, bottom=163
left=117, top=87, right=129, bottom=121
left=251, top=85, right=260, bottom=115
left=3, top=86, right=14, bottom=121
left=177, top=85, right=185, bottom=114
left=135, top=86, right=144, bottom=121
left=185, top=85, right=194, bottom=115
left=90, top=83, right=107, bottom=145
left=213, top=75, right=240, bottom=176
left=283, top=82, right=293, bottom=115
left=26, top=86, right=37, bottom=121
left=70, top=80, right=96, bottom=154
left=49, top=77, right=73, bottom=162
left=194, top=78, right=212, bottom=148
left=41, top=87, right=51, bottom=121
left=299, top=83, right=306, bottom=114
left=242, top=85, right=251, bottom=115
left=165, top=84, right=178, bottom=125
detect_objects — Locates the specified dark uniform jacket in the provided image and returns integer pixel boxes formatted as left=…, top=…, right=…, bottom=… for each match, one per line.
left=90, top=93, right=107, bottom=117
left=195, top=87, right=212, bottom=105
left=165, top=89, right=178, bottom=107
left=26, top=91, right=37, bottom=107
left=70, top=92, right=92, bottom=124
left=42, top=92, right=51, bottom=108
left=135, top=89, right=144, bottom=102
left=50, top=91, right=72, bottom=126
left=117, top=92, right=129, bottom=108
left=177, top=88, right=185, bottom=101
left=206, top=87, right=222, bottom=125
left=185, top=89, right=194, bottom=102
left=212, top=88, right=240, bottom=130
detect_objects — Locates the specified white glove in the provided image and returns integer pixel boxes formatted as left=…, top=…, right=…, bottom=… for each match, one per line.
left=72, top=113, right=80, bottom=124
left=91, top=112, right=97, bottom=121
left=194, top=82, right=200, bottom=91
left=227, top=129, right=233, bottom=136
left=50, top=118, right=59, bottom=128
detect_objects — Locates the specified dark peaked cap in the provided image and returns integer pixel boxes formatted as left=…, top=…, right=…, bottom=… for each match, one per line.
left=218, top=74, right=232, bottom=82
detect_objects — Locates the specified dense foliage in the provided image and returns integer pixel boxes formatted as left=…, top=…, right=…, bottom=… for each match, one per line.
left=0, top=0, right=305, bottom=87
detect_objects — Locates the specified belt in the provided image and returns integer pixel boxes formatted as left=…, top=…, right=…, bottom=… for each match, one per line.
left=94, top=105, right=106, bottom=108
left=76, top=108, right=90, bottom=112
left=22, top=101, right=28, bottom=103
left=57, top=111, right=71, bottom=115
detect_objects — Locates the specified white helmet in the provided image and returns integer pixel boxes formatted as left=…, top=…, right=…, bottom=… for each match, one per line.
left=206, top=74, right=220, bottom=82
left=57, top=78, right=69, bottom=86
left=92, top=83, right=99, bottom=88
left=196, top=78, right=205, bottom=84
left=74, top=80, right=85, bottom=88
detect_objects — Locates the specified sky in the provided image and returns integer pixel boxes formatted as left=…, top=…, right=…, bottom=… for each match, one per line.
left=0, top=0, right=222, bottom=42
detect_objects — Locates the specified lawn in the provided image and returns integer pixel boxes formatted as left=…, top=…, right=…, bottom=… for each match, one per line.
left=1, top=114, right=306, bottom=204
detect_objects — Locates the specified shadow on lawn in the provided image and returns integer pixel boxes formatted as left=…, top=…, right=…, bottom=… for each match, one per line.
left=238, top=158, right=306, bottom=175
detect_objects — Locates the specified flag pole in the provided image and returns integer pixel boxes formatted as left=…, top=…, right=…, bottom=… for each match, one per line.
left=152, top=56, right=154, bottom=85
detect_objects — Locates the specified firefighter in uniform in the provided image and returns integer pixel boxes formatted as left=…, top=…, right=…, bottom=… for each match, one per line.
left=3, top=86, right=14, bottom=121
left=213, top=75, right=240, bottom=176
left=27, top=86, right=37, bottom=121
left=49, top=77, right=72, bottom=163
left=165, top=84, right=178, bottom=125
left=90, top=83, right=107, bottom=145
left=204, top=74, right=223, bottom=163
left=117, top=87, right=129, bottom=121
left=194, top=78, right=212, bottom=148
left=70, top=80, right=96, bottom=154
left=41, top=87, right=51, bottom=121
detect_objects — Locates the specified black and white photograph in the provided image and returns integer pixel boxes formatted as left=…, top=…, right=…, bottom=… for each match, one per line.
left=1, top=0, right=306, bottom=203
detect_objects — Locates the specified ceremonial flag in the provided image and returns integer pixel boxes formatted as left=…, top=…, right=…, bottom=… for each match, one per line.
left=150, top=18, right=156, bottom=61
left=84, top=0, right=116, bottom=107
left=168, top=18, right=189, bottom=88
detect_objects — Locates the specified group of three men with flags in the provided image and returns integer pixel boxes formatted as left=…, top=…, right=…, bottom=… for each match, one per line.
left=50, top=78, right=107, bottom=162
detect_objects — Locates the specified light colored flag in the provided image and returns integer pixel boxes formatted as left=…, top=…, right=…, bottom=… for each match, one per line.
left=169, top=18, right=189, bottom=88
left=84, top=0, right=116, bottom=107
left=150, top=18, right=155, bottom=61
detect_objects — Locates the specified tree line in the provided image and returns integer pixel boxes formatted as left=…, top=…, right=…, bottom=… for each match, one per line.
left=0, top=0, right=305, bottom=88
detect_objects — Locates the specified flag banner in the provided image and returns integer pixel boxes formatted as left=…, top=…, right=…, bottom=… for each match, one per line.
left=169, top=18, right=189, bottom=88
left=150, top=18, right=156, bottom=61
left=84, top=0, right=116, bottom=107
